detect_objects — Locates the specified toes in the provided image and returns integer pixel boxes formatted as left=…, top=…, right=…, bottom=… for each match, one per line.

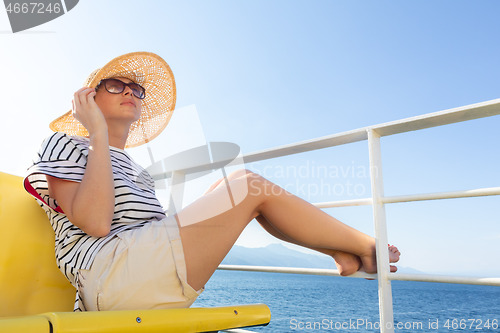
left=390, top=245, right=401, bottom=255
left=388, top=244, right=399, bottom=253
left=388, top=244, right=401, bottom=263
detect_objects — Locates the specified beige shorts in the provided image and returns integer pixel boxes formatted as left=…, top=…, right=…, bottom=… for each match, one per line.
left=77, top=216, right=203, bottom=311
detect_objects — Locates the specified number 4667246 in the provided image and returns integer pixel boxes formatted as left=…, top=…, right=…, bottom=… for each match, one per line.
left=443, top=319, right=498, bottom=330
left=6, top=2, right=62, bottom=14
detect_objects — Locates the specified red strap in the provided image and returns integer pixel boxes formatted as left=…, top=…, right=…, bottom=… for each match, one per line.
left=24, top=177, right=65, bottom=214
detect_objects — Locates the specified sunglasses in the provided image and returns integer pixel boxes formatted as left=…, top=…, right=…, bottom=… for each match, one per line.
left=96, top=78, right=146, bottom=99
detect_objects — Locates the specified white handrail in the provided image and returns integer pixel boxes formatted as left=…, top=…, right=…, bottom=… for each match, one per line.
left=315, top=198, right=373, bottom=208
left=150, top=98, right=500, bottom=178
left=218, top=264, right=373, bottom=278
left=218, top=265, right=500, bottom=287
left=240, top=98, right=500, bottom=164
left=312, top=186, right=500, bottom=209
left=382, top=187, right=500, bottom=203
left=389, top=273, right=500, bottom=286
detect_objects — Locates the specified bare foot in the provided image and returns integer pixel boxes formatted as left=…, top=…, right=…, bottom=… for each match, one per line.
left=360, top=244, right=401, bottom=274
left=332, top=251, right=362, bottom=276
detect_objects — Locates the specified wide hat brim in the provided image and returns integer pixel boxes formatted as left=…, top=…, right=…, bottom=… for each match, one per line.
left=49, top=51, right=176, bottom=148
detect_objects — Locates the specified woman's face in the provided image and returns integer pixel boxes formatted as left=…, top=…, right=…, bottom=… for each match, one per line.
left=94, top=77, right=143, bottom=126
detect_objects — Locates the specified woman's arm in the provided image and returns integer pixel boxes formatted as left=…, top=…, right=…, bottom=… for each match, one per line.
left=47, top=88, right=115, bottom=237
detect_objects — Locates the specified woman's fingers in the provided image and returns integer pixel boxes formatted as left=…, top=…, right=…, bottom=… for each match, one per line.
left=87, top=91, right=97, bottom=105
left=73, top=88, right=96, bottom=110
left=73, top=87, right=91, bottom=107
left=72, top=87, right=106, bottom=134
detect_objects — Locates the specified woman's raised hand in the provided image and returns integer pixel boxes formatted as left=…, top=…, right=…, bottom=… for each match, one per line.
left=72, top=87, right=108, bottom=136
left=52, top=87, right=115, bottom=237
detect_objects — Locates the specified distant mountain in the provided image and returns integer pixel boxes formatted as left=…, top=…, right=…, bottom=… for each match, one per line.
left=221, top=243, right=336, bottom=269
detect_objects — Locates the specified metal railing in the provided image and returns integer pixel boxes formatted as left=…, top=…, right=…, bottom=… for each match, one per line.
left=150, top=98, right=500, bottom=333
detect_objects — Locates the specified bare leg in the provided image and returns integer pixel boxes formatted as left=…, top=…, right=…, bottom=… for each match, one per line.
left=205, top=171, right=399, bottom=276
left=253, top=215, right=360, bottom=276
left=204, top=170, right=362, bottom=276
left=176, top=169, right=399, bottom=290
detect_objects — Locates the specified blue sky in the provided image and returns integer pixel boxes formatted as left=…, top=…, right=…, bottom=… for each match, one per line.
left=1, top=1, right=499, bottom=276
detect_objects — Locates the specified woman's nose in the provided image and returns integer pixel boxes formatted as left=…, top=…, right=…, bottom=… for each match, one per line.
left=123, top=85, right=134, bottom=95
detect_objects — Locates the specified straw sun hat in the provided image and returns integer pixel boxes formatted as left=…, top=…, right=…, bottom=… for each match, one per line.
left=49, top=51, right=176, bottom=148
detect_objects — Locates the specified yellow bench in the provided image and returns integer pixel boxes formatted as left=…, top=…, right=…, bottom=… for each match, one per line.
left=0, top=172, right=270, bottom=332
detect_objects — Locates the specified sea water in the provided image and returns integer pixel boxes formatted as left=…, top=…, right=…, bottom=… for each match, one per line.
left=192, top=270, right=500, bottom=332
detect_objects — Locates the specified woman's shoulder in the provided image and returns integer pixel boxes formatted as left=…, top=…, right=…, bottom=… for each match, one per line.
left=39, top=132, right=89, bottom=149
left=35, top=132, right=89, bottom=162
left=41, top=132, right=87, bottom=144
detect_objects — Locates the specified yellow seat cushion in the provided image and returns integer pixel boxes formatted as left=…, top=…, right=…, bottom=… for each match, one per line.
left=0, top=172, right=75, bottom=317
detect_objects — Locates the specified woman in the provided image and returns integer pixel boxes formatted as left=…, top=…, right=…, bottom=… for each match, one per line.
left=24, top=52, right=400, bottom=312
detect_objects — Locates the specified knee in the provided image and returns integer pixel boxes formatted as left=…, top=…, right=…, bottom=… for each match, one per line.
left=221, top=169, right=264, bottom=191
left=238, top=171, right=272, bottom=197
left=224, top=169, right=275, bottom=198
left=237, top=169, right=264, bottom=182
left=226, top=168, right=258, bottom=181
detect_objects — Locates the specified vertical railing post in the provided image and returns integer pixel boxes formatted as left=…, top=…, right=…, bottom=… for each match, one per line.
left=167, top=170, right=186, bottom=216
left=367, top=129, right=395, bottom=333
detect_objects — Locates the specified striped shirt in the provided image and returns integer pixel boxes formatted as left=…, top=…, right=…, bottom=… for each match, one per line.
left=24, top=132, right=167, bottom=311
